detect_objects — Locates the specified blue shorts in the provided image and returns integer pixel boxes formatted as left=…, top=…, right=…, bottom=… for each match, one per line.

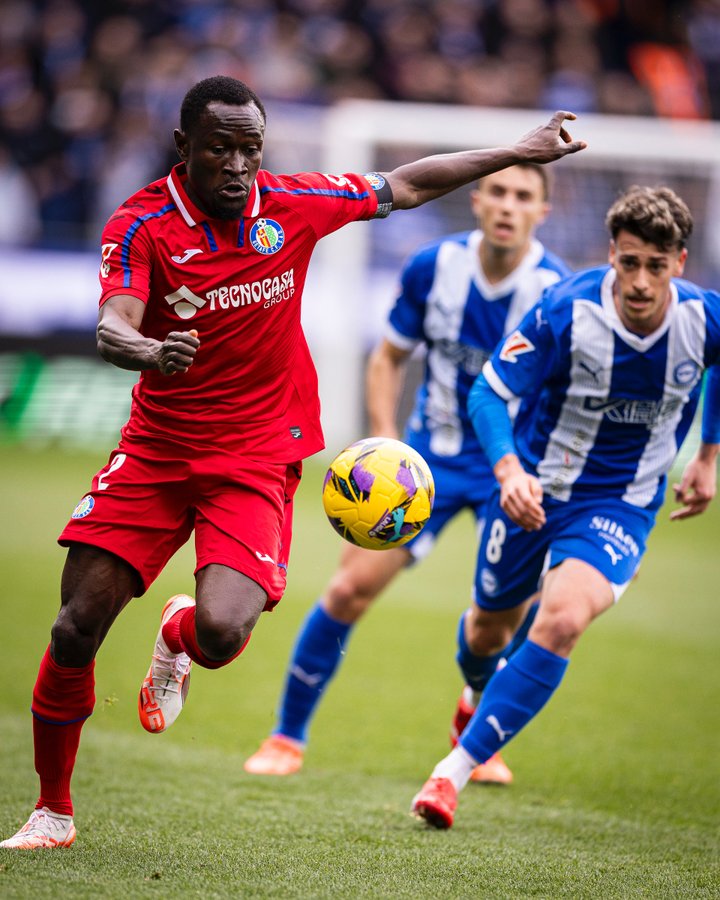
left=403, top=444, right=494, bottom=562
left=473, top=489, right=656, bottom=610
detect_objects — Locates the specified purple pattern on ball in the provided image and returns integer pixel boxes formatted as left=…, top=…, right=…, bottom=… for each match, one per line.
left=323, top=470, right=333, bottom=490
left=351, top=462, right=375, bottom=493
left=395, top=460, right=417, bottom=497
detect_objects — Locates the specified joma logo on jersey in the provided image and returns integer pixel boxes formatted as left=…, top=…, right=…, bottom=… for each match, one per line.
left=206, top=269, right=295, bottom=311
left=499, top=330, right=535, bottom=363
left=584, top=396, right=681, bottom=428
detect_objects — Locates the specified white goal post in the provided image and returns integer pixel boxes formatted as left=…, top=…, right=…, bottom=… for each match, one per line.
left=308, top=101, right=720, bottom=454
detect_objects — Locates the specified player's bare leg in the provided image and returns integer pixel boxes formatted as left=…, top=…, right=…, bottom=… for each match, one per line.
left=244, top=542, right=409, bottom=774
left=140, top=565, right=266, bottom=733
left=528, top=559, right=614, bottom=654
left=323, top=541, right=411, bottom=623
left=2, top=545, right=137, bottom=849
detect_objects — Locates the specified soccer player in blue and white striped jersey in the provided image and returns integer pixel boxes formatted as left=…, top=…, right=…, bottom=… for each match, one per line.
left=412, top=185, right=720, bottom=828
left=244, top=164, right=571, bottom=783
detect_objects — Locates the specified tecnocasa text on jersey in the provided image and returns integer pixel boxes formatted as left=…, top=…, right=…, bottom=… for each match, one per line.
left=205, top=268, right=295, bottom=311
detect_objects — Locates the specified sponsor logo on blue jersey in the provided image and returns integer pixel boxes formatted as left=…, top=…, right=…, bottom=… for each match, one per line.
left=250, top=218, right=285, bottom=255
left=499, top=330, right=535, bottom=363
left=590, top=515, right=639, bottom=557
left=583, top=396, right=682, bottom=428
left=72, top=495, right=95, bottom=519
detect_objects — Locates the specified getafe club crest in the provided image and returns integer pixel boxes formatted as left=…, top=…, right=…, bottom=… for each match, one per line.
left=71, top=495, right=95, bottom=519
left=364, top=173, right=386, bottom=190
left=250, top=218, right=285, bottom=255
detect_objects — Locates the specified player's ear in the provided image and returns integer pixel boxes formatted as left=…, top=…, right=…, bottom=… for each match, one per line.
left=674, top=247, right=688, bottom=277
left=536, top=201, right=551, bottom=227
left=174, top=129, right=188, bottom=162
left=608, top=239, right=616, bottom=266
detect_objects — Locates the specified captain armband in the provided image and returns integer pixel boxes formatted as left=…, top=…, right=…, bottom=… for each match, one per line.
left=364, top=173, right=393, bottom=219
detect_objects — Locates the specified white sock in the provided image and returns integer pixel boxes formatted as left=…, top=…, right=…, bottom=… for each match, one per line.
left=463, top=684, right=479, bottom=708
left=431, top=745, right=478, bottom=792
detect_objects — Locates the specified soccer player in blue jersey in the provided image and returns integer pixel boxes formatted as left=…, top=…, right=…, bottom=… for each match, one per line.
left=244, top=164, right=571, bottom=784
left=411, top=184, right=720, bottom=828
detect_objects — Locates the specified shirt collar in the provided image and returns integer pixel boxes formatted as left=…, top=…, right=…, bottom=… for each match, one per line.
left=166, top=163, right=261, bottom=227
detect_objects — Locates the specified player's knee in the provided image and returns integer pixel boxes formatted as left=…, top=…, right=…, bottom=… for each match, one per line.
left=464, top=608, right=514, bottom=656
left=196, top=617, right=248, bottom=660
left=324, top=568, right=375, bottom=621
left=50, top=607, right=98, bottom=666
left=530, top=610, right=585, bottom=655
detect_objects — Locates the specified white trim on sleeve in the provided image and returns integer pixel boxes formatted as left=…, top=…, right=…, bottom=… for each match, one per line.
left=385, top=322, right=421, bottom=352
left=482, top=360, right=517, bottom=402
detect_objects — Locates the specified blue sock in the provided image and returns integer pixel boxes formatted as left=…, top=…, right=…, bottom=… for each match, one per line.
left=455, top=612, right=506, bottom=693
left=502, top=600, right=540, bottom=662
left=459, top=639, right=568, bottom=763
left=274, top=602, right=352, bottom=743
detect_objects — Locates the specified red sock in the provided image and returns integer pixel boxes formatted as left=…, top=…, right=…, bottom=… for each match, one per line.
left=31, top=646, right=95, bottom=817
left=170, top=606, right=251, bottom=670
left=161, top=607, right=187, bottom=654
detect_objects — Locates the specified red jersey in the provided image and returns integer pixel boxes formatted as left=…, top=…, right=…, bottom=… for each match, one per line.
left=99, top=164, right=384, bottom=462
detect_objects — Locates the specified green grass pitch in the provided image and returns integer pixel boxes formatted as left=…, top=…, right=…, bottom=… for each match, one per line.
left=0, top=444, right=718, bottom=898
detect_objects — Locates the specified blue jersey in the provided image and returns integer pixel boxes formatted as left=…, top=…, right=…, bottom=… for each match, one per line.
left=386, top=229, right=570, bottom=468
left=484, top=265, right=720, bottom=512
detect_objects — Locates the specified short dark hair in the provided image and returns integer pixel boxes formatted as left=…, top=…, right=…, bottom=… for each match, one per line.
left=517, top=162, right=552, bottom=201
left=180, top=76, right=266, bottom=135
left=477, top=162, right=551, bottom=200
left=606, top=185, right=693, bottom=251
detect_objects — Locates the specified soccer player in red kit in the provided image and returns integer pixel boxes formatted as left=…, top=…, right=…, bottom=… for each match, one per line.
left=1, top=76, right=585, bottom=849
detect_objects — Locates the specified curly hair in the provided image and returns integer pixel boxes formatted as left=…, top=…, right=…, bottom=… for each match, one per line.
left=605, top=185, right=693, bottom=251
left=180, top=76, right=266, bottom=135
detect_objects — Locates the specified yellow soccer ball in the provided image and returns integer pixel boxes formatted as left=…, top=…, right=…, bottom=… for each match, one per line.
left=321, top=437, right=435, bottom=550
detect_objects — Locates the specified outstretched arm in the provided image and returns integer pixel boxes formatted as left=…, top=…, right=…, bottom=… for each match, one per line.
left=365, top=338, right=412, bottom=439
left=385, top=111, right=586, bottom=210
left=97, top=294, right=200, bottom=375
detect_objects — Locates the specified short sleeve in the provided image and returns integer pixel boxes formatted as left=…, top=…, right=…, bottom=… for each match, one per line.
left=274, top=172, right=379, bottom=240
left=484, top=293, right=559, bottom=399
left=385, top=245, right=437, bottom=350
left=98, top=209, right=154, bottom=307
left=703, top=290, right=720, bottom=367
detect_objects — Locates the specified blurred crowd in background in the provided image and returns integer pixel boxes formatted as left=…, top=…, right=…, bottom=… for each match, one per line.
left=1, top=0, right=719, bottom=249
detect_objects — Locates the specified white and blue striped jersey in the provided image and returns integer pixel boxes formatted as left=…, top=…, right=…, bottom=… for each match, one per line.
left=386, top=229, right=571, bottom=468
left=484, top=265, right=720, bottom=512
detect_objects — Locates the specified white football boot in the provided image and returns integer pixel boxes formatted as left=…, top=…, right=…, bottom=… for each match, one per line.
left=138, top=594, right=194, bottom=733
left=0, top=807, right=76, bottom=850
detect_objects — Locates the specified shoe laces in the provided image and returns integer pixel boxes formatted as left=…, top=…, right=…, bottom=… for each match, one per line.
left=21, top=809, right=71, bottom=838
left=150, top=650, right=191, bottom=696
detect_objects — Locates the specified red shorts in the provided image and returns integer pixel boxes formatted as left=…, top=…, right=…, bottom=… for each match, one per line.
left=58, top=439, right=302, bottom=608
